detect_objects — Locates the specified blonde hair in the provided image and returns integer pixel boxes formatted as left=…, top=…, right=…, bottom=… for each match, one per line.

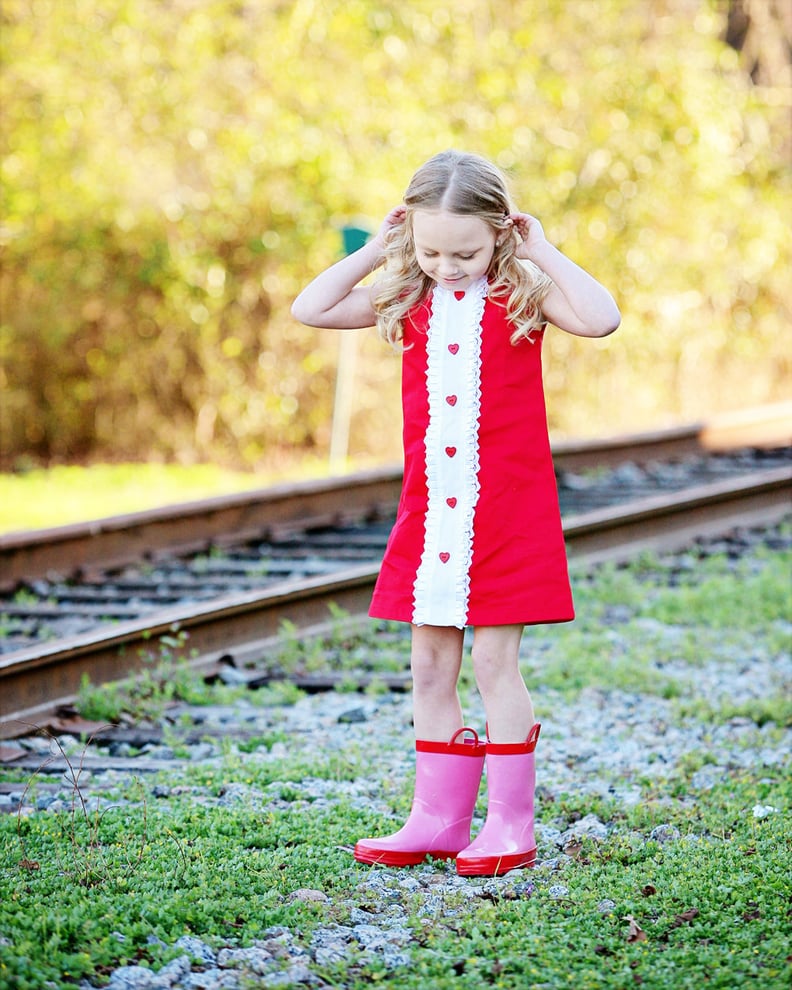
left=373, top=150, right=553, bottom=347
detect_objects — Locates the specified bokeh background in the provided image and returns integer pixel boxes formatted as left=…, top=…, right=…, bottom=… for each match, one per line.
left=1, top=0, right=790, bottom=475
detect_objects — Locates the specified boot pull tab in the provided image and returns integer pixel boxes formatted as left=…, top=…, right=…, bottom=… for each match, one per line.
left=484, top=722, right=541, bottom=744
left=451, top=726, right=481, bottom=746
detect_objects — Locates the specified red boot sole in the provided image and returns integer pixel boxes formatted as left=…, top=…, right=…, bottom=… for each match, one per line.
left=456, top=847, right=537, bottom=876
left=353, top=844, right=458, bottom=867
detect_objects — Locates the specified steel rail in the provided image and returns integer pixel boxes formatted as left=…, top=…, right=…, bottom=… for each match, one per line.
left=1, top=421, right=764, bottom=590
left=1, top=467, right=789, bottom=739
left=4, top=406, right=790, bottom=591
left=0, top=467, right=403, bottom=591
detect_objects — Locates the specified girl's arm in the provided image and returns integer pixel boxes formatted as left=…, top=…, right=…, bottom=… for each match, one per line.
left=291, top=207, right=405, bottom=329
left=510, top=213, right=621, bottom=338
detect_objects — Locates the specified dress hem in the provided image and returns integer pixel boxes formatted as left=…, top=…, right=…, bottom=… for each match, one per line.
left=368, top=602, right=575, bottom=628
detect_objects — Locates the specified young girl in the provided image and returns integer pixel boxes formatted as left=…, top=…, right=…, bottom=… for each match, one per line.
left=291, top=150, right=620, bottom=876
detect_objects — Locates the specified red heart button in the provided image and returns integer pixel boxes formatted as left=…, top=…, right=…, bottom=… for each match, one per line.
left=448, top=343, right=459, bottom=355
left=446, top=497, right=457, bottom=508
left=445, top=446, right=457, bottom=457
left=446, top=395, right=457, bottom=406
left=439, top=552, right=450, bottom=563
left=454, top=290, right=465, bottom=301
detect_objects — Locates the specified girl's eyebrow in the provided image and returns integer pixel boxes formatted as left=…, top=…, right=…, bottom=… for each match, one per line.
left=418, top=246, right=481, bottom=255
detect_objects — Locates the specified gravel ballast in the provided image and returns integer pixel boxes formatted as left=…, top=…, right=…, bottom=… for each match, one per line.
left=3, top=523, right=790, bottom=989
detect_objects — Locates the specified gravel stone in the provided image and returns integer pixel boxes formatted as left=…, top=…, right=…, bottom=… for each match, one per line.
left=338, top=707, right=368, bottom=723
left=188, top=743, right=217, bottom=761
left=509, top=881, right=535, bottom=899
left=263, top=962, right=318, bottom=986
left=288, top=888, right=330, bottom=904
left=181, top=970, right=237, bottom=990
left=13, top=522, right=789, bottom=989
left=176, top=936, right=217, bottom=966
left=649, top=823, right=681, bottom=844
left=560, top=814, right=609, bottom=844
left=535, top=824, right=564, bottom=849
left=155, top=956, right=192, bottom=984
left=310, top=925, right=354, bottom=966
left=690, top=765, right=728, bottom=791
left=106, top=966, right=159, bottom=990
left=216, top=946, right=275, bottom=974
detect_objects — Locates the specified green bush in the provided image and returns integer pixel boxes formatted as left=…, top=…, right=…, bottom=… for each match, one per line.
left=1, top=0, right=789, bottom=469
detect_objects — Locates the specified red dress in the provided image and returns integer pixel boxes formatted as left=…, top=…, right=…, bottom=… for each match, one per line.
left=369, top=277, right=574, bottom=629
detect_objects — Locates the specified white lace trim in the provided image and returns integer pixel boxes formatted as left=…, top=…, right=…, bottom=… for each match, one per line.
left=412, top=278, right=486, bottom=628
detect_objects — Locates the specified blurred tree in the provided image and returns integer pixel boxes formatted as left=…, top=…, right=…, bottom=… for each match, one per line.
left=724, top=0, right=792, bottom=86
left=0, top=0, right=789, bottom=470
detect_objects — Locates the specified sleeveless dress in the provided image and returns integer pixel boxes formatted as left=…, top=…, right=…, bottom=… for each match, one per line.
left=368, top=276, right=574, bottom=629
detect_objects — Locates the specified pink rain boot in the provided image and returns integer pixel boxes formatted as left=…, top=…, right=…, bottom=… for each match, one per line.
left=456, top=723, right=541, bottom=877
left=354, top=727, right=486, bottom=867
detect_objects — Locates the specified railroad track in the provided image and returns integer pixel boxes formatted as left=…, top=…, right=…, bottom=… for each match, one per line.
left=1, top=420, right=790, bottom=739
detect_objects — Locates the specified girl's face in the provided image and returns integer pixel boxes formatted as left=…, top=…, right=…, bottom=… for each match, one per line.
left=412, top=209, right=498, bottom=292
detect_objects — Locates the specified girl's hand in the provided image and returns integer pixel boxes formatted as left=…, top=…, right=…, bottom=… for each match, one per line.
left=508, top=212, right=548, bottom=260
left=372, top=205, right=407, bottom=249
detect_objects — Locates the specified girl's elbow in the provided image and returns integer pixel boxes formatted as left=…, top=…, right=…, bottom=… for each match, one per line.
left=597, top=315, right=621, bottom=337
left=591, top=305, right=621, bottom=337
left=290, top=297, right=317, bottom=325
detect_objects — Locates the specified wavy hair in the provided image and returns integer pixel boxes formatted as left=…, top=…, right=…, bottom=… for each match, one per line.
left=373, top=150, right=553, bottom=347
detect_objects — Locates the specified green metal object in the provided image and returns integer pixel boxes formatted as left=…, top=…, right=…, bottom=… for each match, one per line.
left=340, top=225, right=372, bottom=256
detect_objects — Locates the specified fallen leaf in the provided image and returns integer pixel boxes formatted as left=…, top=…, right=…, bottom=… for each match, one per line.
left=623, top=915, right=648, bottom=943
left=641, top=884, right=657, bottom=897
left=671, top=908, right=699, bottom=928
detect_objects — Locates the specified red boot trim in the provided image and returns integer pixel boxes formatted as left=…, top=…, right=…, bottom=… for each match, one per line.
left=455, top=846, right=537, bottom=877
left=353, top=843, right=459, bottom=867
left=486, top=723, right=541, bottom=755
left=416, top=726, right=486, bottom=757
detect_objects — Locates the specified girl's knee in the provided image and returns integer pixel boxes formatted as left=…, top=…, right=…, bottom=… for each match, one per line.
left=410, top=650, right=459, bottom=693
left=470, top=642, right=520, bottom=694
left=470, top=647, right=503, bottom=692
left=410, top=629, right=463, bottom=693
left=470, top=626, right=522, bottom=686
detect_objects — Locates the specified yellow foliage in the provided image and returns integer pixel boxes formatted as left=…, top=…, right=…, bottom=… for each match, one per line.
left=0, top=0, right=789, bottom=468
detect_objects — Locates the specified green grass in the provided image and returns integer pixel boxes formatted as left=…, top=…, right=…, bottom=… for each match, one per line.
left=0, top=536, right=789, bottom=988
left=0, top=457, right=347, bottom=533
left=519, top=544, right=792, bottom=702
left=1, top=777, right=788, bottom=989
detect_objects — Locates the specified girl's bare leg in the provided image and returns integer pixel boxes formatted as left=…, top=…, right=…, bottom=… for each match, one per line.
left=409, top=624, right=465, bottom=741
left=470, top=625, right=534, bottom=742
